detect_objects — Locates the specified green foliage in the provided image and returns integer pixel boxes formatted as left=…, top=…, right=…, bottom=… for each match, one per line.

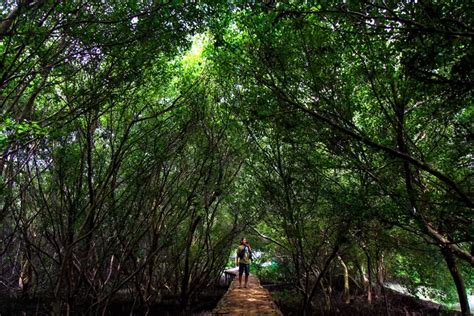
left=0, top=1, right=472, bottom=314
left=253, top=261, right=286, bottom=284
left=271, top=288, right=303, bottom=309
left=0, top=117, right=48, bottom=151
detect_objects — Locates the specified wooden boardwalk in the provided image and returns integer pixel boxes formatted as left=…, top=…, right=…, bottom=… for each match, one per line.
left=213, top=269, right=283, bottom=316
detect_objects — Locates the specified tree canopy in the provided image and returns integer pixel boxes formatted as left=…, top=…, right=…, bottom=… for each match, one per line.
left=1, top=1, right=472, bottom=315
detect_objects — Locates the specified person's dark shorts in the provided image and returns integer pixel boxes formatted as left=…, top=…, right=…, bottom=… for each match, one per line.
left=239, top=262, right=249, bottom=276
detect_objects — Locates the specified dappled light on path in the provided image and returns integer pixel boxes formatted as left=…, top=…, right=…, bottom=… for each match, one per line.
left=213, top=274, right=282, bottom=315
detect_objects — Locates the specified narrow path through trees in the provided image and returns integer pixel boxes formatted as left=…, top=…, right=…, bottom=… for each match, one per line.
left=213, top=269, right=283, bottom=316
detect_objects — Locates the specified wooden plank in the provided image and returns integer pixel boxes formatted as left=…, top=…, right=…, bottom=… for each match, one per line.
left=213, top=273, right=283, bottom=316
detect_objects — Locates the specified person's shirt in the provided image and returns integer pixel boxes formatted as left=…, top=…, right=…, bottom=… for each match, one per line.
left=236, top=244, right=251, bottom=265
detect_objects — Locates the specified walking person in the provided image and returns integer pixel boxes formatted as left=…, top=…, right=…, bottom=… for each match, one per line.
left=236, top=237, right=252, bottom=288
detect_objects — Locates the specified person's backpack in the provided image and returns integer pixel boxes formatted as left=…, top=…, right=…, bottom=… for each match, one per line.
left=238, top=247, right=245, bottom=259
left=238, top=246, right=252, bottom=260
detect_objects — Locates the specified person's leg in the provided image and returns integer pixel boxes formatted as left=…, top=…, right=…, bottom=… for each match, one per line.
left=244, top=264, right=249, bottom=287
left=238, top=263, right=243, bottom=287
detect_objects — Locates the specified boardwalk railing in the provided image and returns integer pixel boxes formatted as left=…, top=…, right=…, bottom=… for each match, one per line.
left=223, top=267, right=238, bottom=286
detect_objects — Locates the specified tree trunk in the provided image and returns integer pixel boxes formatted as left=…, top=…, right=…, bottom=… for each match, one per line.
left=19, top=255, right=32, bottom=298
left=320, top=280, right=331, bottom=311
left=180, top=215, right=201, bottom=307
left=377, top=254, right=390, bottom=316
left=301, top=294, right=312, bottom=316
left=442, top=247, right=471, bottom=316
left=366, top=252, right=372, bottom=305
left=376, top=252, right=384, bottom=296
left=338, top=255, right=350, bottom=304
